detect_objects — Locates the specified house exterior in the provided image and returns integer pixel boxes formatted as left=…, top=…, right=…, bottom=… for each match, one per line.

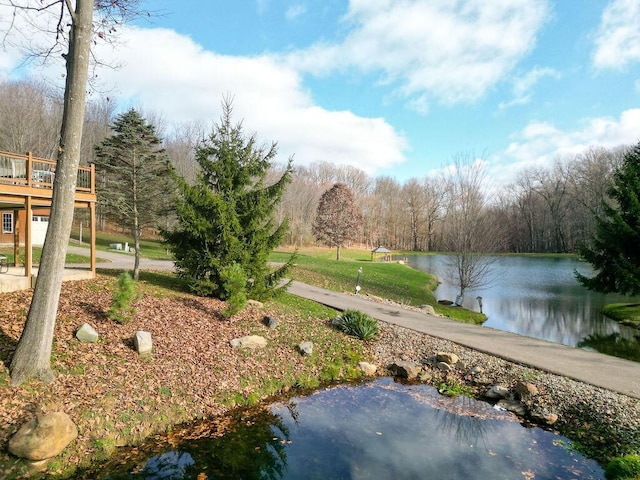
left=0, top=150, right=97, bottom=277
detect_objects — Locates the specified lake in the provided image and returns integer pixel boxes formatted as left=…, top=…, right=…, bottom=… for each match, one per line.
left=78, top=378, right=604, bottom=479
left=400, top=254, right=640, bottom=357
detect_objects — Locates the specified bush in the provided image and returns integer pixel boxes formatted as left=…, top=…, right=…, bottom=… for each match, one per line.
left=220, top=263, right=247, bottom=318
left=335, top=309, right=378, bottom=341
left=605, top=456, right=640, bottom=480
left=108, top=272, right=136, bottom=323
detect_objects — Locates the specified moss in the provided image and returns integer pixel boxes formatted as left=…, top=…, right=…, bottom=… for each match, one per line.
left=605, top=456, right=640, bottom=480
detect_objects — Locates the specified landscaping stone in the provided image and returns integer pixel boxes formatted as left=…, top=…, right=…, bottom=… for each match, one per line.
left=485, top=385, right=510, bottom=399
left=298, top=341, right=314, bottom=356
left=420, top=305, right=436, bottom=315
left=247, top=300, right=264, bottom=308
left=515, top=381, right=539, bottom=397
left=230, top=335, right=268, bottom=349
left=388, top=360, right=422, bottom=380
left=358, top=362, right=377, bottom=376
left=436, top=361, right=453, bottom=371
left=263, top=316, right=278, bottom=329
left=496, top=399, right=527, bottom=416
left=134, top=331, right=153, bottom=355
left=75, top=323, right=98, bottom=343
left=8, top=412, right=78, bottom=461
left=436, top=352, right=459, bottom=365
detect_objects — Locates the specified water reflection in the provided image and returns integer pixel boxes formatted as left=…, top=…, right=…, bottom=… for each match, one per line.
left=86, top=378, right=603, bottom=479
left=401, top=255, right=640, bottom=353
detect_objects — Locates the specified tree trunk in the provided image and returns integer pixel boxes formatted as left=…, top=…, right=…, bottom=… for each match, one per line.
left=10, top=0, right=94, bottom=386
left=336, top=245, right=341, bottom=261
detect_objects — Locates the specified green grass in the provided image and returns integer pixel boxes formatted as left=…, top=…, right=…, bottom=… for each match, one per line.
left=603, top=303, right=640, bottom=327
left=270, top=247, right=485, bottom=325
left=70, top=228, right=172, bottom=260
left=0, top=246, right=94, bottom=264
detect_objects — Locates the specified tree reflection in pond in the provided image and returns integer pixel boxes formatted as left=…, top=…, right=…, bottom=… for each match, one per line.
left=85, top=378, right=604, bottom=479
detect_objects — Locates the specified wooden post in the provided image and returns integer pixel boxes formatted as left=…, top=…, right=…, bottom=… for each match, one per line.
left=26, top=151, right=32, bottom=187
left=13, top=209, right=19, bottom=267
left=24, top=196, right=32, bottom=277
left=90, top=202, right=96, bottom=275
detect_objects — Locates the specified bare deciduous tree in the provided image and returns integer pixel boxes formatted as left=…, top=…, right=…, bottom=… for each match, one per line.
left=6, top=0, right=144, bottom=386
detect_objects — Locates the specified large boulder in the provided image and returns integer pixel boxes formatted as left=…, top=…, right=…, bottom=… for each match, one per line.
left=230, top=335, right=267, bottom=349
left=388, top=360, right=422, bottom=380
left=8, top=412, right=78, bottom=461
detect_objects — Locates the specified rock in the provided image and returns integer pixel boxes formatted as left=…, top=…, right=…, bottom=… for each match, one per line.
left=298, top=341, right=314, bottom=356
left=263, top=316, right=278, bottom=329
left=531, top=411, right=559, bottom=425
left=418, top=370, right=433, bottom=383
left=388, top=360, right=422, bottom=380
left=486, top=385, right=510, bottom=399
left=8, top=412, right=78, bottom=461
left=75, top=323, right=98, bottom=343
left=496, top=399, right=527, bottom=416
left=358, top=362, right=378, bottom=376
left=230, top=335, right=268, bottom=349
left=436, top=352, right=459, bottom=365
left=437, top=299, right=454, bottom=305
left=134, top=331, right=153, bottom=355
left=247, top=300, right=264, bottom=308
left=436, top=361, right=453, bottom=371
left=420, top=305, right=436, bottom=315
left=468, top=365, right=485, bottom=376
left=515, top=381, right=539, bottom=397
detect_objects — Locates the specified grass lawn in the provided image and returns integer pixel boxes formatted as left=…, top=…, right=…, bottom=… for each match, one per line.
left=0, top=247, right=93, bottom=265
left=70, top=228, right=172, bottom=260
left=272, top=246, right=486, bottom=325
left=603, top=303, right=640, bottom=327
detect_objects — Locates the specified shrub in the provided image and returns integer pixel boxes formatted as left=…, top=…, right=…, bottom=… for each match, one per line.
left=220, top=262, right=247, bottom=318
left=108, top=272, right=136, bottom=323
left=605, top=456, right=640, bottom=480
left=335, top=309, right=378, bottom=341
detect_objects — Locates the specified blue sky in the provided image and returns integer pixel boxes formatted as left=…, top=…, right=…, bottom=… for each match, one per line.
left=2, top=0, right=640, bottom=184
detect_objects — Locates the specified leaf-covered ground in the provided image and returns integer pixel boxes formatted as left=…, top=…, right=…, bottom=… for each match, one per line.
left=0, top=275, right=369, bottom=478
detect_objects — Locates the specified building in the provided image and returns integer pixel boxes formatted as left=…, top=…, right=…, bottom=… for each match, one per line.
left=0, top=150, right=97, bottom=281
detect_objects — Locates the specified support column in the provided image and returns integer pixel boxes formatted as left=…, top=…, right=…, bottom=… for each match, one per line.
left=90, top=202, right=96, bottom=275
left=24, top=196, right=32, bottom=277
left=13, top=209, right=19, bottom=267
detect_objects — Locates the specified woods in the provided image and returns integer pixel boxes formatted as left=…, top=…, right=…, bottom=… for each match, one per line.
left=0, top=78, right=633, bottom=263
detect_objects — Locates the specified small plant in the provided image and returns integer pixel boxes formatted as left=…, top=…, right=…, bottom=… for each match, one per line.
left=605, top=455, right=640, bottom=480
left=220, top=262, right=248, bottom=318
left=107, top=272, right=136, bottom=323
left=437, top=381, right=473, bottom=398
left=335, top=309, right=379, bottom=340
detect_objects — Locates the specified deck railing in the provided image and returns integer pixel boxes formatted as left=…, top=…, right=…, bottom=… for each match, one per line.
left=0, top=150, right=94, bottom=193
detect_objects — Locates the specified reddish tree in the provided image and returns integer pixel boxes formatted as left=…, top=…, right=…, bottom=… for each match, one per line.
left=313, top=183, right=363, bottom=260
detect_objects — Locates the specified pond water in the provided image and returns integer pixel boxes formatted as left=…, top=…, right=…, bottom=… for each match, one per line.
left=399, top=255, right=640, bottom=358
left=79, top=378, right=604, bottom=479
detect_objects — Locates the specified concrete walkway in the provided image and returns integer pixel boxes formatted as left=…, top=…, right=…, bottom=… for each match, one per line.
left=68, top=245, right=640, bottom=400
left=287, top=281, right=640, bottom=400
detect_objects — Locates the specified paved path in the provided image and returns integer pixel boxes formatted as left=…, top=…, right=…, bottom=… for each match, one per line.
left=69, top=245, right=640, bottom=399
left=288, top=281, right=640, bottom=399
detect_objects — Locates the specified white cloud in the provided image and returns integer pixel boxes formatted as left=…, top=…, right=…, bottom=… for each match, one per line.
left=493, top=109, right=640, bottom=183
left=82, top=27, right=407, bottom=173
left=593, top=0, right=640, bottom=69
left=498, top=66, right=560, bottom=109
left=286, top=0, right=550, bottom=106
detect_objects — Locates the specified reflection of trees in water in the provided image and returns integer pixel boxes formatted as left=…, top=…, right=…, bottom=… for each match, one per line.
left=80, top=407, right=292, bottom=480
left=579, top=333, right=640, bottom=362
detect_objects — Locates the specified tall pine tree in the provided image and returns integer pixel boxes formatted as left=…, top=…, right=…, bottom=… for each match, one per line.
left=94, top=108, right=172, bottom=280
left=164, top=100, right=294, bottom=300
left=576, top=142, right=640, bottom=295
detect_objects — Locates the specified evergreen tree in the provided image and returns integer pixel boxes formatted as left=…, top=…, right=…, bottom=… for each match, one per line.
left=163, top=100, right=294, bottom=299
left=94, top=108, right=172, bottom=280
left=576, top=142, right=640, bottom=295
left=313, top=183, right=363, bottom=260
